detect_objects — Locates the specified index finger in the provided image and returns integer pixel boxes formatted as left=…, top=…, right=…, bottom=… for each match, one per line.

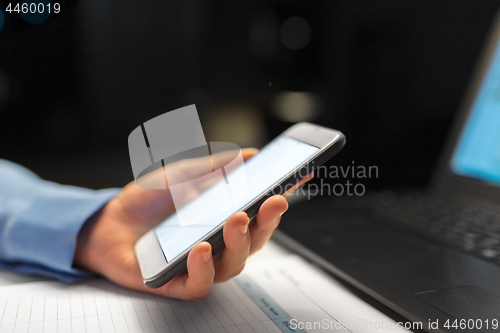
left=283, top=172, right=314, bottom=197
left=155, top=242, right=215, bottom=300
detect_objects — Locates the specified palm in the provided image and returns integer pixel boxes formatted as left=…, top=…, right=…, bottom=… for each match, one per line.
left=74, top=149, right=310, bottom=300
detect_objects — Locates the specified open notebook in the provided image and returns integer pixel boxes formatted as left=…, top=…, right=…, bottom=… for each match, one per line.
left=0, top=255, right=406, bottom=333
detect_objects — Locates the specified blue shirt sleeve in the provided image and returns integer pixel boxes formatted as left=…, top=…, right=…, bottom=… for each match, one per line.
left=0, top=159, right=120, bottom=282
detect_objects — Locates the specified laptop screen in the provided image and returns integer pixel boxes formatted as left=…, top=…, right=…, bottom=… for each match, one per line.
left=450, top=33, right=500, bottom=186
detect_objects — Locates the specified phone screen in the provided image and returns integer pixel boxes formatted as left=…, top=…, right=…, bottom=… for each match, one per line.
left=154, top=136, right=320, bottom=262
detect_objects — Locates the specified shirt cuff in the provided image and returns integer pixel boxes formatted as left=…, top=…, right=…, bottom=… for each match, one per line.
left=0, top=261, right=95, bottom=283
left=2, top=186, right=119, bottom=281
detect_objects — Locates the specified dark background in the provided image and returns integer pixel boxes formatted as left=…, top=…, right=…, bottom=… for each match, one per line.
left=0, top=0, right=499, bottom=191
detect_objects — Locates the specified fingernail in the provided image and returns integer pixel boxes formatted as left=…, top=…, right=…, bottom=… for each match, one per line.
left=202, top=250, right=211, bottom=263
left=240, top=223, right=248, bottom=235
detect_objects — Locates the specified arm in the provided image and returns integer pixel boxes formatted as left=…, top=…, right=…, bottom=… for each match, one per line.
left=0, top=159, right=119, bottom=282
left=0, top=153, right=310, bottom=299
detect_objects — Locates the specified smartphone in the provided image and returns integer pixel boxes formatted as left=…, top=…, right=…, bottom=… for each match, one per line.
left=135, top=122, right=345, bottom=288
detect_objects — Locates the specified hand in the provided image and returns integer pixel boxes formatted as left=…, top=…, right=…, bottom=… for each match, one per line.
left=74, top=148, right=312, bottom=300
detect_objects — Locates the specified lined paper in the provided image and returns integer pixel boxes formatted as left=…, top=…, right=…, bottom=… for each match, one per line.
left=0, top=255, right=407, bottom=333
left=0, top=277, right=287, bottom=333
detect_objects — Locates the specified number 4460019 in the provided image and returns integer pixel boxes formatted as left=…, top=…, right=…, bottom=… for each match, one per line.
left=6, top=3, right=61, bottom=14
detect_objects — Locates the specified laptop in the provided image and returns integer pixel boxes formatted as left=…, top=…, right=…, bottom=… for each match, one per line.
left=275, top=12, right=500, bottom=333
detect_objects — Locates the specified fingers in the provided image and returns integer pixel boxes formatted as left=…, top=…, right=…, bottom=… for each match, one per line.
left=195, top=148, right=257, bottom=190
left=215, top=212, right=251, bottom=282
left=241, top=148, right=258, bottom=161
left=283, top=172, right=314, bottom=197
left=249, top=195, right=289, bottom=254
left=155, top=242, right=215, bottom=300
left=173, top=148, right=258, bottom=182
left=121, top=148, right=258, bottom=226
left=160, top=148, right=258, bottom=208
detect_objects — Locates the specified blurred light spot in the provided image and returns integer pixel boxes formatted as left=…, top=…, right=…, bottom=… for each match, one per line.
left=249, top=10, right=279, bottom=60
left=0, top=10, right=4, bottom=31
left=20, top=0, right=51, bottom=25
left=274, top=91, right=321, bottom=122
left=205, top=102, right=264, bottom=147
left=0, top=70, right=9, bottom=107
left=280, top=17, right=312, bottom=50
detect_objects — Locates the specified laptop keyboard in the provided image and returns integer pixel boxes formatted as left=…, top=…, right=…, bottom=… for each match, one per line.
left=362, top=191, right=500, bottom=265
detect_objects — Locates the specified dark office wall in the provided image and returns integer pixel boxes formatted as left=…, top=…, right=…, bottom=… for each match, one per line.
left=0, top=0, right=499, bottom=190
left=314, top=1, right=500, bottom=189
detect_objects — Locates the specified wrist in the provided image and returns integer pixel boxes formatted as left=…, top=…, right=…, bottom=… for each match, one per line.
left=73, top=203, right=108, bottom=274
